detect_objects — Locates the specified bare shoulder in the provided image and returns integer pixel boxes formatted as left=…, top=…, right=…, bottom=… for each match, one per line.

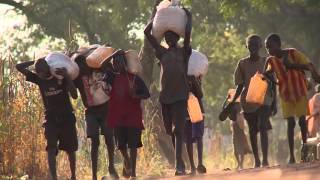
left=238, top=56, right=250, bottom=65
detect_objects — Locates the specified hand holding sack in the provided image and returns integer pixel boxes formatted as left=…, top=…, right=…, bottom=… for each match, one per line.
left=188, top=50, right=209, bottom=77
left=86, top=46, right=114, bottom=68
left=45, top=52, right=79, bottom=80
left=152, top=0, right=187, bottom=41
left=246, top=72, right=268, bottom=105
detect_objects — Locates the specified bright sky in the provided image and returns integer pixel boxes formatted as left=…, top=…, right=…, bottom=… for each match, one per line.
left=0, top=4, right=143, bottom=43
left=0, top=4, right=26, bottom=34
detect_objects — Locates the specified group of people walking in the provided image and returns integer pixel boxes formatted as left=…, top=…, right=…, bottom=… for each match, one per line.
left=16, top=6, right=208, bottom=180
left=226, top=33, right=320, bottom=169
left=14, top=1, right=320, bottom=179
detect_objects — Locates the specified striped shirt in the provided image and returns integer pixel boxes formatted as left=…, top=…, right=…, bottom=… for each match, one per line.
left=267, top=48, right=309, bottom=102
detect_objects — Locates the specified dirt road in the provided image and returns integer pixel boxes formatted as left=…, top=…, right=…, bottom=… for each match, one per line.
left=153, top=162, right=320, bottom=180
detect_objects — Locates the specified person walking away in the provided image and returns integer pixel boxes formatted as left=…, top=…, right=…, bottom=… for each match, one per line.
left=16, top=58, right=78, bottom=180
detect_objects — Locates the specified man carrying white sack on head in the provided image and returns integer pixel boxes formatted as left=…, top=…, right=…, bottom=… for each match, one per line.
left=144, top=1, right=192, bottom=176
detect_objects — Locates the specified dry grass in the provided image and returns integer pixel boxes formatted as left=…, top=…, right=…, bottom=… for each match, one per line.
left=0, top=53, right=170, bottom=179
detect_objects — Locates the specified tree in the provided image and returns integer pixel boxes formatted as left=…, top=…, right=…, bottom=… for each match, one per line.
left=219, top=0, right=320, bottom=67
left=0, top=0, right=156, bottom=48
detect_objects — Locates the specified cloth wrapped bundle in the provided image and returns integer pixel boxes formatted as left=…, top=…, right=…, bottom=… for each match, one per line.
left=152, top=1, right=187, bottom=41
left=188, top=50, right=209, bottom=77
left=45, top=52, right=79, bottom=80
left=86, top=46, right=114, bottom=68
left=125, top=50, right=142, bottom=75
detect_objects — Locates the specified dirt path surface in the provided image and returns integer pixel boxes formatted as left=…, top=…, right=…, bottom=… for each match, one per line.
left=150, top=162, right=320, bottom=180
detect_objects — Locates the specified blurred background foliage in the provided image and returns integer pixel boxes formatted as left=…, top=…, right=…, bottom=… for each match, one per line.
left=0, top=0, right=319, bottom=179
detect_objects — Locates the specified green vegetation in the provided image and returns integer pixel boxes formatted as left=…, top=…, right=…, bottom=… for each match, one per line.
left=0, top=0, right=319, bottom=179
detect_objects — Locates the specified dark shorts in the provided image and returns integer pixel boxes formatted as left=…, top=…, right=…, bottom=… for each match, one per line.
left=44, top=112, right=78, bottom=152
left=114, top=127, right=142, bottom=149
left=161, top=100, right=188, bottom=135
left=86, top=113, right=113, bottom=138
left=243, top=106, right=272, bottom=133
left=184, top=120, right=204, bottom=143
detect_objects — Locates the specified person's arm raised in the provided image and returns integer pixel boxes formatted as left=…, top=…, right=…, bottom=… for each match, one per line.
left=16, top=60, right=35, bottom=76
left=144, top=21, right=162, bottom=52
left=183, top=7, right=192, bottom=51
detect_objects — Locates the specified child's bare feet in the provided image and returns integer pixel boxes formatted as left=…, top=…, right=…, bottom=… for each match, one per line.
left=109, top=166, right=119, bottom=179
left=122, top=160, right=132, bottom=178
left=197, top=165, right=207, bottom=174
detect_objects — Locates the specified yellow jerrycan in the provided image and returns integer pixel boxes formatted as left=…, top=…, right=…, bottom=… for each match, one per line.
left=187, top=93, right=203, bottom=123
left=246, top=72, right=268, bottom=105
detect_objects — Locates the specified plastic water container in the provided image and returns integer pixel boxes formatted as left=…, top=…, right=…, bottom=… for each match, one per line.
left=71, top=44, right=100, bottom=61
left=86, top=46, right=114, bottom=68
left=187, top=93, right=203, bottom=123
left=246, top=72, right=268, bottom=105
left=45, top=52, right=79, bottom=80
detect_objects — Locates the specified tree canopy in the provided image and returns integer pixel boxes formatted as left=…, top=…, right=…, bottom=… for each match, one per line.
left=1, top=0, right=319, bottom=126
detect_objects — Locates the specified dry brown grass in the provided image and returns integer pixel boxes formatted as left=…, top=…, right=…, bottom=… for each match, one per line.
left=0, top=54, right=47, bottom=179
left=0, top=53, right=170, bottom=179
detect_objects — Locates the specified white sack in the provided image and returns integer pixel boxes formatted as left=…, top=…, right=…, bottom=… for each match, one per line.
left=152, top=6, right=187, bottom=41
left=188, top=50, right=209, bottom=77
left=45, top=52, right=79, bottom=80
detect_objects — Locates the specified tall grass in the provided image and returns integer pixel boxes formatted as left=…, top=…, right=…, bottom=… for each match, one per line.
left=0, top=54, right=47, bottom=179
left=0, top=53, right=170, bottom=179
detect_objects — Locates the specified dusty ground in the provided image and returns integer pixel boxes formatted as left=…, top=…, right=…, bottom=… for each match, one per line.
left=147, top=161, right=320, bottom=180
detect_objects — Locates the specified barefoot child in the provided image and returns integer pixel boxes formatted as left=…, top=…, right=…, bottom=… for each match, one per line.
left=16, top=58, right=78, bottom=180
left=106, top=50, right=150, bottom=178
left=265, top=33, right=320, bottom=163
left=184, top=76, right=206, bottom=175
left=72, top=48, right=118, bottom=180
left=230, top=103, right=252, bottom=170
left=231, top=35, right=275, bottom=168
left=144, top=7, right=192, bottom=175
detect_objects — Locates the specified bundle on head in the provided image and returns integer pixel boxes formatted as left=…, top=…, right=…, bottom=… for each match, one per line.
left=152, top=0, right=187, bottom=41
left=86, top=45, right=114, bottom=68
left=45, top=52, right=79, bottom=80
